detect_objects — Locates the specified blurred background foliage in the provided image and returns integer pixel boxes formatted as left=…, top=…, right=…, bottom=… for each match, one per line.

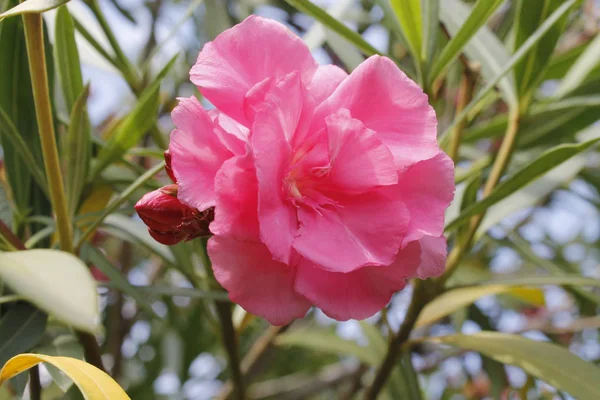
left=1, top=0, right=600, bottom=399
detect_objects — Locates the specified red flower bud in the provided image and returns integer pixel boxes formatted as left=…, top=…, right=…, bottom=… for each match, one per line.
left=164, top=150, right=177, bottom=183
left=134, top=184, right=213, bottom=245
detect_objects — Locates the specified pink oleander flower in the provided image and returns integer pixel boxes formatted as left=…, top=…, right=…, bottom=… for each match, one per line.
left=153, top=16, right=454, bottom=324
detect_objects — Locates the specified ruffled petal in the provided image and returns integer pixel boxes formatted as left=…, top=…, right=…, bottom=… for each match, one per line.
left=413, top=235, right=447, bottom=279
left=169, top=97, right=233, bottom=210
left=191, top=15, right=318, bottom=126
left=209, top=237, right=311, bottom=325
left=295, top=241, right=420, bottom=321
left=323, top=109, right=397, bottom=193
left=314, top=55, right=438, bottom=170
left=293, top=189, right=409, bottom=272
left=251, top=73, right=306, bottom=264
left=399, top=152, right=455, bottom=243
left=307, top=64, right=348, bottom=105
left=210, top=155, right=259, bottom=240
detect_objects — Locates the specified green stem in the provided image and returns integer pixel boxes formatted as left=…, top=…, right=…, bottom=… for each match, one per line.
left=22, top=14, right=73, bottom=254
left=215, top=302, right=245, bottom=400
left=22, top=13, right=106, bottom=373
left=448, top=70, right=477, bottom=162
left=29, top=366, right=41, bottom=400
left=364, top=281, right=429, bottom=399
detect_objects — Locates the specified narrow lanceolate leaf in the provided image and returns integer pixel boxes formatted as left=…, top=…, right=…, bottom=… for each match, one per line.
left=421, top=0, right=439, bottom=66
left=389, top=0, right=422, bottom=63
left=416, top=285, right=544, bottom=328
left=0, top=250, right=100, bottom=333
left=64, top=86, right=91, bottom=216
left=439, top=0, right=516, bottom=106
left=276, top=330, right=380, bottom=365
left=513, top=0, right=572, bottom=99
left=0, top=303, right=47, bottom=367
left=91, top=79, right=161, bottom=177
left=554, top=33, right=600, bottom=99
left=0, top=353, right=130, bottom=399
left=425, top=332, right=600, bottom=399
left=430, top=0, right=505, bottom=83
left=440, top=0, right=576, bottom=143
left=54, top=5, right=84, bottom=112
left=283, top=0, right=380, bottom=57
left=0, top=0, right=69, bottom=20
left=445, top=136, right=600, bottom=231
left=0, top=105, right=47, bottom=194
left=80, top=243, right=156, bottom=316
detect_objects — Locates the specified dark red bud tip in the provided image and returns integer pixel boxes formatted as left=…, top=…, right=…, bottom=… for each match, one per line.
left=164, top=150, right=177, bottom=183
left=135, top=185, right=214, bottom=246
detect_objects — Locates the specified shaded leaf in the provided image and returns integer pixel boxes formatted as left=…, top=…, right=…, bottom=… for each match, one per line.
left=0, top=303, right=47, bottom=366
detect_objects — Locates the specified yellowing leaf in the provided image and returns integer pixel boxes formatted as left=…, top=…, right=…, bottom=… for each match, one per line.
left=0, top=353, right=130, bottom=399
left=0, top=250, right=100, bottom=333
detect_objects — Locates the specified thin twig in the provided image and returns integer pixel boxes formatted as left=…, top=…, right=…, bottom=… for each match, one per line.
left=448, top=69, right=478, bottom=162
left=215, top=302, right=245, bottom=400
left=0, top=220, right=25, bottom=250
left=29, top=366, right=41, bottom=400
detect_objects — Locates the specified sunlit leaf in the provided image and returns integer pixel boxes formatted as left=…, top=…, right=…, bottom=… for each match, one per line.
left=446, top=136, right=600, bottom=231
left=389, top=0, right=422, bottom=64
left=0, top=250, right=100, bottom=333
left=283, top=0, right=380, bottom=57
left=554, top=33, right=600, bottom=99
left=0, top=353, right=130, bottom=399
left=425, top=332, right=600, bottom=399
left=0, top=0, right=69, bottom=20
left=430, top=0, right=505, bottom=83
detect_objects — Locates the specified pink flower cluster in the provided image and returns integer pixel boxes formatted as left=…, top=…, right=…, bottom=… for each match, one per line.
left=137, top=16, right=454, bottom=325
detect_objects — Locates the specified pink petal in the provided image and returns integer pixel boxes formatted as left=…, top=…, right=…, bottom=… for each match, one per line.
left=169, top=97, right=233, bottom=210
left=307, top=65, right=348, bottom=105
left=295, top=241, right=421, bottom=321
left=213, top=112, right=249, bottom=155
left=314, top=55, right=438, bottom=170
left=210, top=155, right=259, bottom=240
left=251, top=73, right=307, bottom=264
left=293, top=189, right=409, bottom=272
left=191, top=15, right=318, bottom=126
left=323, top=109, right=397, bottom=193
left=414, top=235, right=447, bottom=279
left=399, top=152, right=455, bottom=243
left=209, top=237, right=311, bottom=325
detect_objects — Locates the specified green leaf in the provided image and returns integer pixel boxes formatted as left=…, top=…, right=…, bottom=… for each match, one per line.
left=35, top=335, right=84, bottom=392
left=513, top=0, right=572, bottom=100
left=554, top=33, right=600, bottom=99
left=64, top=86, right=91, bottom=216
left=275, top=329, right=380, bottom=365
left=91, top=79, right=161, bottom=177
left=430, top=0, right=505, bottom=83
left=425, top=332, right=600, bottom=399
left=54, top=5, right=84, bottom=112
left=440, top=0, right=576, bottom=143
left=416, top=285, right=545, bottom=328
left=445, top=136, right=600, bottom=232
left=470, top=275, right=600, bottom=289
left=80, top=243, right=156, bottom=316
left=0, top=250, right=100, bottom=333
left=421, top=0, right=439, bottom=67
left=438, top=0, right=516, bottom=106
left=0, top=105, right=47, bottom=195
left=0, top=0, right=68, bottom=20
left=102, top=214, right=175, bottom=265
left=389, top=0, right=422, bottom=64
left=475, top=154, right=585, bottom=237
left=0, top=303, right=47, bottom=367
left=283, top=0, right=381, bottom=57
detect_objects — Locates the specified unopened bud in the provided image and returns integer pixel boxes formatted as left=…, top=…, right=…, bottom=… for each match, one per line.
left=134, top=184, right=213, bottom=245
